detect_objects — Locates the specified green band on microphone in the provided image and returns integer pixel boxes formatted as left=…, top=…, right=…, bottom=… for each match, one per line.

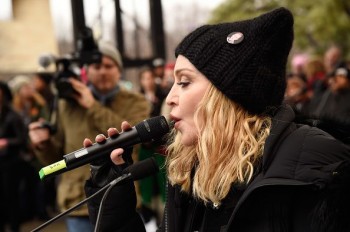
left=39, top=160, right=67, bottom=180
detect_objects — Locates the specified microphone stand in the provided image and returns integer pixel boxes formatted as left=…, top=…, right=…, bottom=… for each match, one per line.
left=30, top=173, right=131, bottom=232
left=94, top=175, right=124, bottom=232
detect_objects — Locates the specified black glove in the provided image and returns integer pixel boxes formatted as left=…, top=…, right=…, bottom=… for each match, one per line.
left=85, top=146, right=146, bottom=231
left=90, top=147, right=133, bottom=188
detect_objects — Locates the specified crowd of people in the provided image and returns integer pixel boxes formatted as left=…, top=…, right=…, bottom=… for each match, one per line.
left=0, top=73, right=56, bottom=232
left=0, top=6, right=349, bottom=232
left=0, top=40, right=173, bottom=231
left=285, top=45, right=350, bottom=120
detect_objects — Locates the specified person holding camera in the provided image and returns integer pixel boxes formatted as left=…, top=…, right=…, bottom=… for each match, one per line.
left=28, top=41, right=150, bottom=232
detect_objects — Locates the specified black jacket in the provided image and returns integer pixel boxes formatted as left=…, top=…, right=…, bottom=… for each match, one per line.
left=312, top=89, right=350, bottom=120
left=0, top=105, right=27, bottom=165
left=85, top=105, right=350, bottom=232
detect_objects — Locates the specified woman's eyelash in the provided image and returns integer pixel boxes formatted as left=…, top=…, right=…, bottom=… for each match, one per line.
left=177, top=81, right=190, bottom=87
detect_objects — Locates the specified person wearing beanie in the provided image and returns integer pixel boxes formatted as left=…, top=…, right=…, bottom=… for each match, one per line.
left=8, top=75, right=52, bottom=222
left=8, top=75, right=32, bottom=94
left=98, top=40, right=123, bottom=71
left=84, top=8, right=350, bottom=232
left=28, top=40, right=150, bottom=232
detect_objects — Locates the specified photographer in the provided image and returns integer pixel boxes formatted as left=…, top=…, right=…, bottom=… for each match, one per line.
left=28, top=41, right=150, bottom=232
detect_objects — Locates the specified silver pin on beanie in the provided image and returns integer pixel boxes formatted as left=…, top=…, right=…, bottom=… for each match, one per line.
left=175, top=7, right=294, bottom=115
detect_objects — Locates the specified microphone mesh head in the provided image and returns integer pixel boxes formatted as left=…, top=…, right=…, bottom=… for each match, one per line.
left=135, top=116, right=170, bottom=143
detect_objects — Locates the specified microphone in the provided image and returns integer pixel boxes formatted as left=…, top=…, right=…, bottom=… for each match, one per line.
left=38, top=116, right=170, bottom=180
left=105, top=157, right=160, bottom=188
left=31, top=157, right=159, bottom=232
left=122, top=155, right=159, bottom=181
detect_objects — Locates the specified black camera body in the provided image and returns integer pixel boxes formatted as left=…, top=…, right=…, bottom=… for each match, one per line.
left=54, top=27, right=102, bottom=100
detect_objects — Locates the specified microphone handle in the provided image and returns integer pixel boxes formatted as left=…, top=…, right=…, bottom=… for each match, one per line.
left=64, top=127, right=141, bottom=170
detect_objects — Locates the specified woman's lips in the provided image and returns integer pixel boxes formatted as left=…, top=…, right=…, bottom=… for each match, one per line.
left=170, top=115, right=181, bottom=130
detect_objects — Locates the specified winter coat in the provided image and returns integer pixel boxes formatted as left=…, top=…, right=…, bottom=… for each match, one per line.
left=34, top=87, right=150, bottom=216
left=0, top=105, right=27, bottom=166
left=85, top=105, right=350, bottom=231
left=312, top=88, right=350, bottom=120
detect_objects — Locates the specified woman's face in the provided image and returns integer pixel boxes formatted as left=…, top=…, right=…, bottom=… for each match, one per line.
left=166, top=55, right=210, bottom=146
left=140, top=70, right=155, bottom=91
left=330, top=74, right=350, bottom=92
left=18, top=83, right=34, bottom=99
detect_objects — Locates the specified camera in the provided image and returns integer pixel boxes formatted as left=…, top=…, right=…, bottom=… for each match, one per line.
left=37, top=27, right=102, bottom=135
left=54, top=27, right=102, bottom=100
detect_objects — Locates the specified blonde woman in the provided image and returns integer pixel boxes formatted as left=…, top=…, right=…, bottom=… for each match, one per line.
left=84, top=8, right=350, bottom=232
left=9, top=75, right=49, bottom=125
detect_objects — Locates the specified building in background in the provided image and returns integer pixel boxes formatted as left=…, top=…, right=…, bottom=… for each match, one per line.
left=0, top=0, right=58, bottom=80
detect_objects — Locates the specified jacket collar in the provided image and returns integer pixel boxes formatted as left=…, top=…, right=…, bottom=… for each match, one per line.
left=262, top=104, right=295, bottom=171
left=89, top=84, right=120, bottom=105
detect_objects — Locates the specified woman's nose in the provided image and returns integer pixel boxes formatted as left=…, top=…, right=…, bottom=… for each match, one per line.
left=166, top=85, right=177, bottom=106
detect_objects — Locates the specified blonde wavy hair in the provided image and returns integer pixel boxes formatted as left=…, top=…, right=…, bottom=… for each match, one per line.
left=166, top=85, right=272, bottom=205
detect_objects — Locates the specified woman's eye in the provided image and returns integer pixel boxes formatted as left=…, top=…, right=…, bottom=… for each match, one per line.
left=177, top=81, right=190, bottom=87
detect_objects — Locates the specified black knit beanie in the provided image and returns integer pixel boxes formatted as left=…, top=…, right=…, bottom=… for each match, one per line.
left=175, top=7, right=294, bottom=115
